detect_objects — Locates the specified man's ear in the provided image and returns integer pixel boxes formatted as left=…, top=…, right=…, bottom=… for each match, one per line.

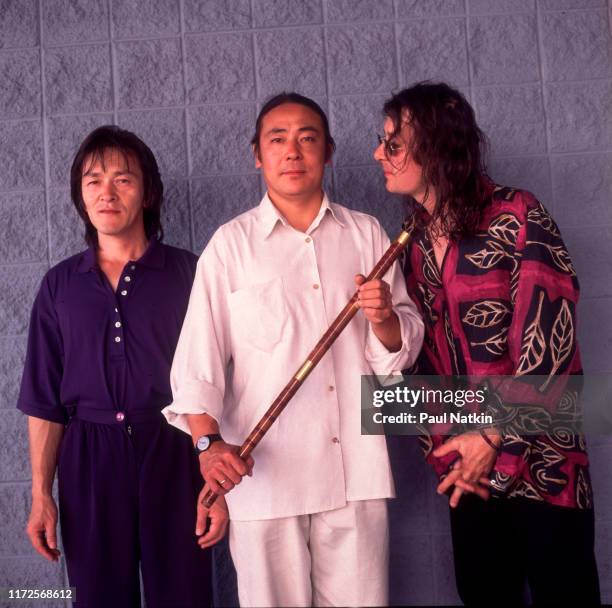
left=324, top=144, right=334, bottom=166
left=253, top=143, right=262, bottom=169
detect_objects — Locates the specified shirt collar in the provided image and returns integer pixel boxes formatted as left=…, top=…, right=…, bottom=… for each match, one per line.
left=136, top=236, right=165, bottom=269
left=76, top=245, right=97, bottom=273
left=258, top=191, right=345, bottom=239
left=76, top=235, right=165, bottom=273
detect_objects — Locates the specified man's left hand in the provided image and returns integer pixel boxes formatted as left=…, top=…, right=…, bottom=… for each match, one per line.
left=355, top=274, right=402, bottom=351
left=355, top=274, right=394, bottom=324
left=433, top=431, right=501, bottom=507
left=195, top=485, right=229, bottom=549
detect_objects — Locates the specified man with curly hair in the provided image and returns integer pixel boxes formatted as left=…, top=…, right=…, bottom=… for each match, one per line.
left=374, top=82, right=600, bottom=606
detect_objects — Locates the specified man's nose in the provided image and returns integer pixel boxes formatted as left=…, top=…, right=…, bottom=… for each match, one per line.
left=285, top=139, right=302, bottom=159
left=99, top=180, right=117, bottom=200
left=373, top=141, right=385, bottom=162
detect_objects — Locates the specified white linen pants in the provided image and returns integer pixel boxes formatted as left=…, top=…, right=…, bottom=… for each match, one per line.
left=229, top=499, right=389, bottom=608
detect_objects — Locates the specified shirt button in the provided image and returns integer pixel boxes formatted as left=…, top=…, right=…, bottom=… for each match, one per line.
left=313, top=284, right=319, bottom=290
left=332, top=437, right=340, bottom=444
left=121, top=290, right=127, bottom=296
left=115, top=321, right=121, bottom=328
left=114, top=307, right=118, bottom=313
left=130, top=265, right=135, bottom=270
left=305, top=237, right=311, bottom=243
left=116, top=411, right=125, bottom=422
left=115, top=336, right=121, bottom=343
left=328, top=385, right=335, bottom=392
left=124, top=276, right=131, bottom=282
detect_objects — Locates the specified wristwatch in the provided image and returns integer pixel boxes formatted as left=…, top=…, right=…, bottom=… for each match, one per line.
left=194, top=433, right=223, bottom=455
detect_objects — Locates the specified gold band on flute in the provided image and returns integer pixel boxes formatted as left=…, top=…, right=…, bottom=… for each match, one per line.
left=294, top=360, right=314, bottom=382
left=202, top=224, right=414, bottom=509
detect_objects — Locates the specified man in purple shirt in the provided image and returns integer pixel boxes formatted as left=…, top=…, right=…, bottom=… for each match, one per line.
left=17, top=126, right=225, bottom=607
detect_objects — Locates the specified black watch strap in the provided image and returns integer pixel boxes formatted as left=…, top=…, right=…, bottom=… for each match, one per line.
left=194, top=433, right=223, bottom=455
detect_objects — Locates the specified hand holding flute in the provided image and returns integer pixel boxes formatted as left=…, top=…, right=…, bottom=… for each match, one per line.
left=196, top=273, right=398, bottom=499
left=198, top=440, right=254, bottom=496
left=199, top=227, right=413, bottom=510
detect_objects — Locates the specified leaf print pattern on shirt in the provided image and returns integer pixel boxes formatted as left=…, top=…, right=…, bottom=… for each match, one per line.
left=527, top=202, right=561, bottom=238
left=471, top=326, right=509, bottom=357
left=526, top=241, right=577, bottom=276
left=488, top=213, right=521, bottom=246
left=466, top=239, right=511, bottom=270
left=463, top=300, right=511, bottom=328
left=418, top=240, right=442, bottom=288
left=418, top=281, right=438, bottom=324
left=516, top=291, right=546, bottom=376
left=541, top=299, right=574, bottom=390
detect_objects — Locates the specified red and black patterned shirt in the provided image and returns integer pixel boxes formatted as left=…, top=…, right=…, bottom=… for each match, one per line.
left=403, top=182, right=593, bottom=509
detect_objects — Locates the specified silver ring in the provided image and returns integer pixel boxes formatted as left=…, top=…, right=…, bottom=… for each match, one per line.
left=219, top=478, right=227, bottom=485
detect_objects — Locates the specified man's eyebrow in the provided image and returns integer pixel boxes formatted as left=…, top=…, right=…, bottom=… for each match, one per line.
left=263, top=125, right=321, bottom=136
left=263, top=127, right=287, bottom=136
left=82, top=169, right=136, bottom=178
left=297, top=126, right=320, bottom=134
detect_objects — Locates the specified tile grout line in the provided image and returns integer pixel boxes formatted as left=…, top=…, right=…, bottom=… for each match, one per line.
left=321, top=0, right=336, bottom=198
left=108, top=0, right=118, bottom=124
left=393, top=0, right=402, bottom=89
left=534, top=0, right=556, bottom=212
left=177, top=0, right=195, bottom=252
left=464, top=0, right=474, bottom=104
left=37, top=0, right=51, bottom=271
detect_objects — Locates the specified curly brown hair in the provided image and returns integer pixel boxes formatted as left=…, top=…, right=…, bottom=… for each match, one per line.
left=383, top=82, right=490, bottom=240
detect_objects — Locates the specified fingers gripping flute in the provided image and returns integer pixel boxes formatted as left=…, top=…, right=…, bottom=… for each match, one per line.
left=202, top=222, right=415, bottom=508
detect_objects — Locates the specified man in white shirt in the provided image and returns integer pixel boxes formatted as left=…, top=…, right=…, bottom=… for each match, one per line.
left=163, top=93, right=424, bottom=607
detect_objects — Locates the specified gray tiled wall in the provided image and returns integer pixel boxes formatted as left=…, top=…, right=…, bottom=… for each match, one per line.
left=1, top=0, right=611, bottom=605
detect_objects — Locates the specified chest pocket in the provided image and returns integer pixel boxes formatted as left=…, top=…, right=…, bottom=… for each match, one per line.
left=229, top=276, right=289, bottom=353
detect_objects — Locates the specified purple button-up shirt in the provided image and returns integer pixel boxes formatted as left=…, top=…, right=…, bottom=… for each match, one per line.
left=17, top=237, right=197, bottom=424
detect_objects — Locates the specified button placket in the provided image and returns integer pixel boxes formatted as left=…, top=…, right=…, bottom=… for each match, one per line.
left=119, top=263, right=134, bottom=297
left=307, top=245, right=323, bottom=293
left=305, top=242, right=330, bottom=334
left=112, top=297, right=125, bottom=354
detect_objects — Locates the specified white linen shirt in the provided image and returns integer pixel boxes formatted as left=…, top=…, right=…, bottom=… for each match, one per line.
left=163, top=193, right=424, bottom=521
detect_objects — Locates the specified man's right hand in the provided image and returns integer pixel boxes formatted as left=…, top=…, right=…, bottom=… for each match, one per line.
left=26, top=494, right=61, bottom=562
left=198, top=441, right=254, bottom=496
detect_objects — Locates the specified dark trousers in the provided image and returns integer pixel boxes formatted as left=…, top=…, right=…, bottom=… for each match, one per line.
left=449, top=494, right=600, bottom=606
left=58, top=417, right=212, bottom=608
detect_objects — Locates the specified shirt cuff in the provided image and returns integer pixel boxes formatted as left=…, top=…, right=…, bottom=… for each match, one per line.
left=365, top=310, right=419, bottom=376
left=162, top=381, right=224, bottom=436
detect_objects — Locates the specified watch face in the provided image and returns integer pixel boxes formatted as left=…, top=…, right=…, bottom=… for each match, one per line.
left=196, top=436, right=211, bottom=452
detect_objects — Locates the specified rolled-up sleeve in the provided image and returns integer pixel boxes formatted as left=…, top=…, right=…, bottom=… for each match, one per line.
left=365, top=225, right=424, bottom=376
left=17, top=275, right=67, bottom=425
left=162, top=232, right=232, bottom=435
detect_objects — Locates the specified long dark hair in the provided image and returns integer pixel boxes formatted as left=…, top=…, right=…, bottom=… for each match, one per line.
left=383, top=82, right=489, bottom=240
left=70, top=125, right=164, bottom=246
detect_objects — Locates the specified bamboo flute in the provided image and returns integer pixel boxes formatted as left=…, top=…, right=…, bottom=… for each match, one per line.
left=202, top=224, right=414, bottom=508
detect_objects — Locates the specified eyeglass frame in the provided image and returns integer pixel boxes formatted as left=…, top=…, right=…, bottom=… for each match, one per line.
left=376, top=133, right=404, bottom=158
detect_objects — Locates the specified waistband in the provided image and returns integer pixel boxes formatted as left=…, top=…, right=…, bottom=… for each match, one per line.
left=68, top=407, right=163, bottom=425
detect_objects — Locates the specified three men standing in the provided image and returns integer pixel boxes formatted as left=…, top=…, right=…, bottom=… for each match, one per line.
left=164, top=93, right=424, bottom=607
